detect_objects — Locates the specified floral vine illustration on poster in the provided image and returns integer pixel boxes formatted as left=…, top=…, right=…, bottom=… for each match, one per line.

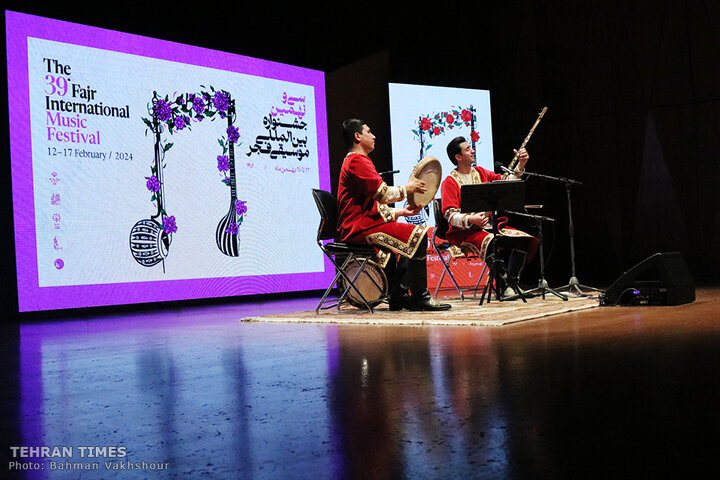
left=130, top=87, right=248, bottom=270
left=412, top=106, right=480, bottom=160
left=404, top=105, right=479, bottom=226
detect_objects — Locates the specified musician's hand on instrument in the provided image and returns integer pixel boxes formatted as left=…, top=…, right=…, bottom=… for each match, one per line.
left=468, top=213, right=489, bottom=228
left=394, top=204, right=423, bottom=219
left=513, top=148, right=530, bottom=168
left=406, top=175, right=427, bottom=194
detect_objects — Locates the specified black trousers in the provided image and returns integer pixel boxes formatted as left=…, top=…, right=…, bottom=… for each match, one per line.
left=383, top=233, right=429, bottom=297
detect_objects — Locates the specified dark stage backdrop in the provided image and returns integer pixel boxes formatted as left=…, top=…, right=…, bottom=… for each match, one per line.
left=327, top=1, right=720, bottom=287
left=3, top=1, right=719, bottom=316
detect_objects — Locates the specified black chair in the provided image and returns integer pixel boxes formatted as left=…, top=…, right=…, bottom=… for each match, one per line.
left=430, top=198, right=487, bottom=300
left=311, top=188, right=389, bottom=313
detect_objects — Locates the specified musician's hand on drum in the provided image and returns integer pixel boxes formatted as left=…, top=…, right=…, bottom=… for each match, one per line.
left=406, top=175, right=427, bottom=195
left=468, top=212, right=489, bottom=228
left=513, top=148, right=530, bottom=168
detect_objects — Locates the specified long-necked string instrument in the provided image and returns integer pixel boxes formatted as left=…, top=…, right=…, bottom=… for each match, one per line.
left=130, top=93, right=172, bottom=270
left=215, top=98, right=241, bottom=257
left=501, top=106, right=547, bottom=179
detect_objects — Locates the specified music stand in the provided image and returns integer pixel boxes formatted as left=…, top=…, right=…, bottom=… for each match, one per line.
left=506, top=210, right=568, bottom=301
left=461, top=180, right=527, bottom=305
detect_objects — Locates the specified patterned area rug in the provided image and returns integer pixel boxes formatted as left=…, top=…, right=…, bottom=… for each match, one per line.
left=241, top=294, right=601, bottom=326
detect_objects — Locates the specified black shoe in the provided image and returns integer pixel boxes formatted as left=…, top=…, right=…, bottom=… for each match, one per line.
left=389, top=293, right=410, bottom=311
left=407, top=291, right=452, bottom=311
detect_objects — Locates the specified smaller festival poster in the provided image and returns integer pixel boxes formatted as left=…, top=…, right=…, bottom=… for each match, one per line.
left=388, top=83, right=494, bottom=228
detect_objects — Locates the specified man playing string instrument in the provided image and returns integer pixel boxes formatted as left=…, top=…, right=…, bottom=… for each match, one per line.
left=440, top=136, right=539, bottom=297
left=337, top=119, right=451, bottom=311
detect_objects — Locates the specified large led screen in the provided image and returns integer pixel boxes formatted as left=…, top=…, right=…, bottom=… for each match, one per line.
left=6, top=11, right=333, bottom=312
left=388, top=83, right=494, bottom=227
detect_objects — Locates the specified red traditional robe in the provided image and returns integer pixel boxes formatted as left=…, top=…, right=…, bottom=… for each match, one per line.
left=337, top=153, right=428, bottom=265
left=440, top=166, right=537, bottom=262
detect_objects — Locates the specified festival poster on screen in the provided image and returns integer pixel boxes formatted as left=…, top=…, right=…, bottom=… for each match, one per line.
left=388, top=83, right=494, bottom=227
left=7, top=11, right=332, bottom=311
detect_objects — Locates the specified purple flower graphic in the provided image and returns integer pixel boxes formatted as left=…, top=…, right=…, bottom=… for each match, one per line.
left=217, top=155, right=229, bottom=172
left=235, top=200, right=247, bottom=216
left=163, top=215, right=178, bottom=234
left=227, top=125, right=240, bottom=144
left=153, top=99, right=173, bottom=122
left=213, top=91, right=230, bottom=112
left=174, top=116, right=187, bottom=130
left=145, top=176, right=161, bottom=192
left=192, top=96, right=205, bottom=115
left=225, top=221, right=239, bottom=235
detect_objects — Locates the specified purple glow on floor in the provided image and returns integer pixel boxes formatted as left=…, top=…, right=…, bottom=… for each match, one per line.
left=15, top=295, right=514, bottom=479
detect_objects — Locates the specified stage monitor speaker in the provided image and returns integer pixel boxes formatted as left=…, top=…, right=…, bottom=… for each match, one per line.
left=600, top=252, right=695, bottom=306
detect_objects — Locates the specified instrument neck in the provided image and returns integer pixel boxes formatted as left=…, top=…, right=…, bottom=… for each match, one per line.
left=152, top=116, right=166, bottom=219
left=227, top=101, right=237, bottom=199
left=502, top=106, right=547, bottom=179
left=228, top=140, right=237, bottom=198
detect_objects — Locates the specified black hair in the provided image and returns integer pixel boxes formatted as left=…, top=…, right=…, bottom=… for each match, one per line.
left=342, top=118, right=365, bottom=150
left=446, top=136, right=467, bottom=165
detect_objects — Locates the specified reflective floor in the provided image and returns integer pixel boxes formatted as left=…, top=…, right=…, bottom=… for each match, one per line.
left=2, top=288, right=720, bottom=479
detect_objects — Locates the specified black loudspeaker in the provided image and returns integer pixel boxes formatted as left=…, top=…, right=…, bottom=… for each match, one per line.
left=600, top=252, right=695, bottom=306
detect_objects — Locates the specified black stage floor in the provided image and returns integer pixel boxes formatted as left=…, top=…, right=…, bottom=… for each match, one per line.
left=2, top=288, right=720, bottom=479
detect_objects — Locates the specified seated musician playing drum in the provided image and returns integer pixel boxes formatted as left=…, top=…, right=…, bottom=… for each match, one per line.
left=337, top=119, right=451, bottom=311
left=440, top=136, right=539, bottom=297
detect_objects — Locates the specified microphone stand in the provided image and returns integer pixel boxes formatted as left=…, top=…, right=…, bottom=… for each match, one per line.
left=511, top=168, right=603, bottom=297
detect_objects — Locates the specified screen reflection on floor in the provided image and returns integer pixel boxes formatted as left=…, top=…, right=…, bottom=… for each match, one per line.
left=17, top=297, right=511, bottom=479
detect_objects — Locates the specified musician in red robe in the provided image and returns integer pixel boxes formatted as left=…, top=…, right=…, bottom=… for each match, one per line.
left=337, top=119, right=451, bottom=311
left=440, top=136, right=538, bottom=296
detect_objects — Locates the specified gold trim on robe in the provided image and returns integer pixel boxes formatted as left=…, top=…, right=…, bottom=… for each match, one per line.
left=374, top=182, right=407, bottom=204
left=366, top=224, right=430, bottom=261
left=377, top=202, right=395, bottom=222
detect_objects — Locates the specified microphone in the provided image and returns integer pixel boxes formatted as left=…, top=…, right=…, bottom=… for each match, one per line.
left=378, top=169, right=400, bottom=178
left=500, top=165, right=515, bottom=176
left=494, top=162, right=505, bottom=174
